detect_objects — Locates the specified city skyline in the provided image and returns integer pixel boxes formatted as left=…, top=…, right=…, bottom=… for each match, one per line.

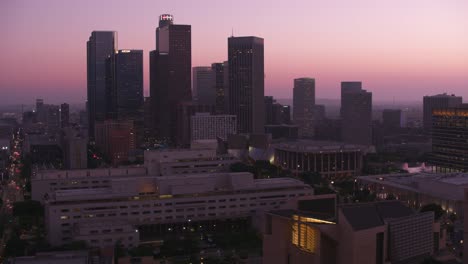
left=1, top=0, right=468, bottom=104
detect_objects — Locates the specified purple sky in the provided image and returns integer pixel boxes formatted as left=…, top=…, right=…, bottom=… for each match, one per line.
left=1, top=0, right=467, bottom=105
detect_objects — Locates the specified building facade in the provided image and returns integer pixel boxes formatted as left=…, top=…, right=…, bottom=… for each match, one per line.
left=263, top=200, right=438, bottom=264
left=190, top=113, right=237, bottom=141
left=273, top=140, right=365, bottom=181
left=87, top=31, right=117, bottom=139
left=150, top=15, right=192, bottom=144
left=293, top=78, right=316, bottom=138
left=38, top=170, right=312, bottom=248
left=193, top=66, right=215, bottom=105
left=423, top=93, right=462, bottom=132
left=211, top=62, right=228, bottom=114
left=341, top=82, right=372, bottom=146
left=228, top=36, right=264, bottom=134
left=107, top=49, right=144, bottom=120
left=431, top=107, right=468, bottom=172
left=94, top=120, right=135, bottom=165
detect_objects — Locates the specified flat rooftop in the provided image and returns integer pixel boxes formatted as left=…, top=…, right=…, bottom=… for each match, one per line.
left=357, top=172, right=468, bottom=201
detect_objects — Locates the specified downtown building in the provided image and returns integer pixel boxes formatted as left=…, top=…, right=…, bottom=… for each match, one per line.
left=340, top=82, right=372, bottom=146
left=87, top=31, right=117, bottom=139
left=193, top=66, right=215, bottom=105
left=211, top=62, right=229, bottom=114
left=262, top=198, right=441, bottom=264
left=228, top=36, right=265, bottom=134
left=431, top=107, right=468, bottom=172
left=190, top=112, right=237, bottom=141
left=32, top=150, right=312, bottom=249
left=272, top=140, right=366, bottom=181
left=423, top=93, right=462, bottom=132
left=293, top=78, right=316, bottom=138
left=105, top=49, right=144, bottom=147
left=150, top=14, right=192, bottom=144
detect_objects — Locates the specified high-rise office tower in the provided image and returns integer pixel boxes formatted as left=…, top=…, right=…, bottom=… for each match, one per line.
left=150, top=14, right=191, bottom=144
left=423, top=93, right=462, bottom=132
left=193, top=66, right=215, bottom=105
left=228, top=36, right=264, bottom=134
left=431, top=106, right=468, bottom=172
left=107, top=50, right=144, bottom=119
left=341, top=82, right=372, bottom=145
left=212, top=62, right=227, bottom=114
left=87, top=31, right=117, bottom=139
left=60, top=103, right=70, bottom=128
left=293, top=78, right=316, bottom=137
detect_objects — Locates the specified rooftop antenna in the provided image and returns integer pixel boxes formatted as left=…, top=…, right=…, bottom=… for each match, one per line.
left=231, top=28, right=234, bottom=37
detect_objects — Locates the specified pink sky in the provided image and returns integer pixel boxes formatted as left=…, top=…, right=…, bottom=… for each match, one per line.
left=1, top=0, right=467, bottom=104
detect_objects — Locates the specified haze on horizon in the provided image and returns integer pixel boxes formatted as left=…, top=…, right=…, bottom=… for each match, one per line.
left=1, top=0, right=467, bottom=105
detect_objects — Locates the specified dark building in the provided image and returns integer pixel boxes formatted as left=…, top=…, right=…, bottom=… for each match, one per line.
left=293, top=78, right=316, bottom=138
left=60, top=103, right=70, bottom=128
left=265, top=96, right=275, bottom=125
left=176, top=102, right=215, bottom=147
left=46, top=105, right=60, bottom=134
left=265, top=124, right=298, bottom=140
left=314, top=118, right=342, bottom=141
left=143, top=97, right=152, bottom=144
left=107, top=50, right=144, bottom=119
left=431, top=107, right=468, bottom=172
left=341, top=82, right=372, bottom=145
left=382, top=109, right=401, bottom=132
left=36, top=99, right=46, bottom=123
left=95, top=120, right=135, bottom=166
left=423, top=93, right=462, bottom=132
left=150, top=15, right=191, bottom=144
left=265, top=96, right=291, bottom=125
left=193, top=66, right=215, bottom=105
left=87, top=31, right=117, bottom=139
left=212, top=62, right=228, bottom=114
left=228, top=36, right=264, bottom=134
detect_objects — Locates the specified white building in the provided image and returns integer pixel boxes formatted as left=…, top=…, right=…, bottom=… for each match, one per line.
left=43, top=171, right=313, bottom=248
left=33, top=149, right=238, bottom=202
left=191, top=113, right=237, bottom=141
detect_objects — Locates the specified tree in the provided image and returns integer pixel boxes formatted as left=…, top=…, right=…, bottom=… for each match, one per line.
left=13, top=200, right=43, bottom=217
left=386, top=193, right=396, bottom=200
left=420, top=203, right=444, bottom=221
left=4, top=235, right=27, bottom=257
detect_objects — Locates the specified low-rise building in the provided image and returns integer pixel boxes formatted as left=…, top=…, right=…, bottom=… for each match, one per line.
left=357, top=172, right=468, bottom=217
left=43, top=171, right=313, bottom=248
left=263, top=199, right=441, bottom=264
left=273, top=140, right=366, bottom=181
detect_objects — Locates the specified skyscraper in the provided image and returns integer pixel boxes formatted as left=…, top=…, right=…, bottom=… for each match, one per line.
left=60, top=103, right=70, bottom=128
left=228, top=36, right=264, bottom=134
left=87, top=31, right=117, bottom=139
left=293, top=78, right=316, bottom=137
left=423, top=93, right=462, bottom=132
left=212, top=62, right=228, bottom=114
left=108, top=50, right=144, bottom=119
left=193, top=66, right=215, bottom=105
left=150, top=15, right=191, bottom=144
left=341, top=81, right=372, bottom=145
left=431, top=106, right=468, bottom=172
